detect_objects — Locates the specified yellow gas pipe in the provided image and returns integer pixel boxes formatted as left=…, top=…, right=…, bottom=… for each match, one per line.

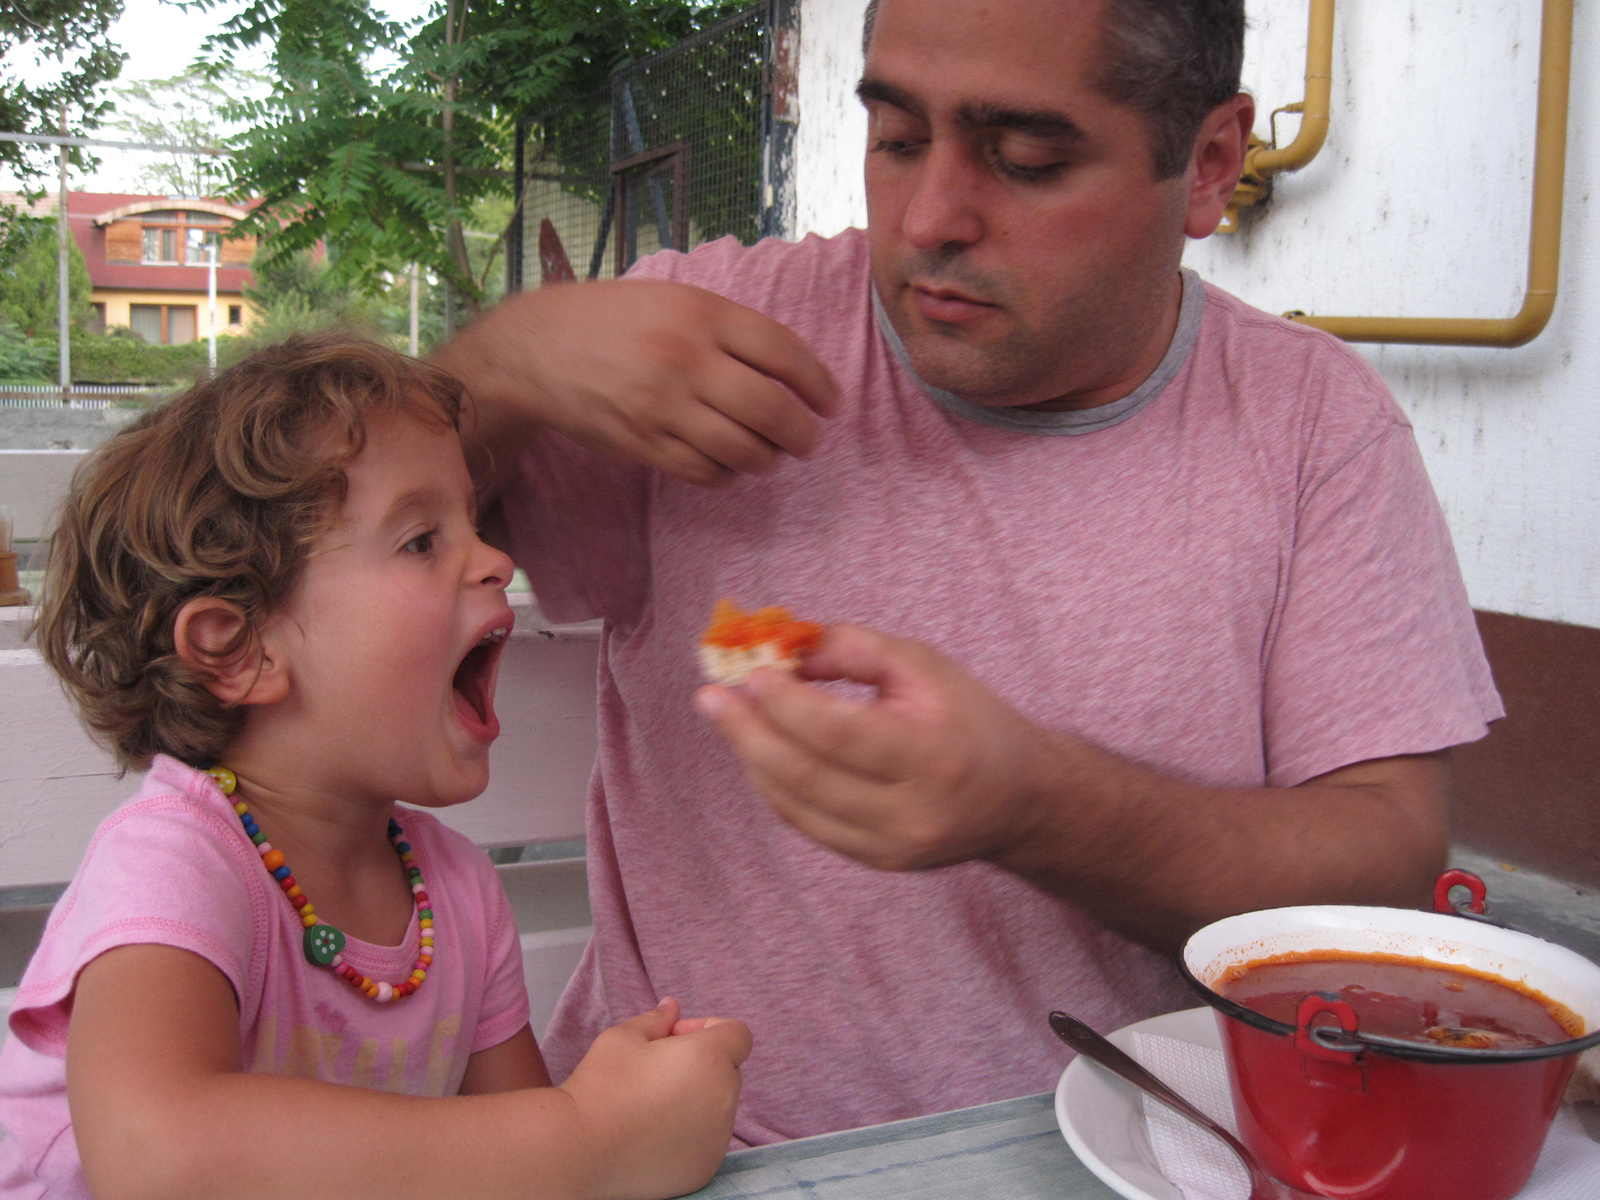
left=1218, top=0, right=1334, bottom=232
left=1289, top=0, right=1573, bottom=348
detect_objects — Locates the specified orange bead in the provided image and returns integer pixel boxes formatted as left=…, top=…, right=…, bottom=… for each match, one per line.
left=261, top=849, right=286, bottom=871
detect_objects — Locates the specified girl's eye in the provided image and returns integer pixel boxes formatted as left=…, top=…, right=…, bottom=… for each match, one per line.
left=403, top=529, right=437, bottom=555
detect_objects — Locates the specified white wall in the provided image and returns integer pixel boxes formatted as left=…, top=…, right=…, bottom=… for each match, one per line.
left=793, top=0, right=1600, bottom=629
left=794, top=0, right=870, bottom=238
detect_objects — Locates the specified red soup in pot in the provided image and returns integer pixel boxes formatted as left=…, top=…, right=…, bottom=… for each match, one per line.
left=1218, top=950, right=1583, bottom=1048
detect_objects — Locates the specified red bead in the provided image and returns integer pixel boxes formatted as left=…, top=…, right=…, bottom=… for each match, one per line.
left=279, top=875, right=296, bottom=890
left=414, top=892, right=430, bottom=906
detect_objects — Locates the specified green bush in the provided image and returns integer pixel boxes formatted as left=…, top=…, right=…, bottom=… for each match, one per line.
left=0, top=319, right=54, bottom=383
left=14, top=327, right=244, bottom=385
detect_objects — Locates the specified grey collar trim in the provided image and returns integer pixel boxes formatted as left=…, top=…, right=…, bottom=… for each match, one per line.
left=872, top=268, right=1205, bottom=435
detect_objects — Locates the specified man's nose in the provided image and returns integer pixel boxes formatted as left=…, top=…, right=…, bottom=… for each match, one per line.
left=901, top=143, right=986, bottom=251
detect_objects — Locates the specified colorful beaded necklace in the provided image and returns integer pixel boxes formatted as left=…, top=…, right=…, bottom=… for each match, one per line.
left=206, top=766, right=435, bottom=1004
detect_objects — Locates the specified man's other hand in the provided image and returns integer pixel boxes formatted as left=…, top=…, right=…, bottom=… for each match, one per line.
left=436, top=279, right=838, bottom=491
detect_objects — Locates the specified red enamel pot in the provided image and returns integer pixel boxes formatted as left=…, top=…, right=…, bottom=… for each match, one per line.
left=1179, top=871, right=1600, bottom=1200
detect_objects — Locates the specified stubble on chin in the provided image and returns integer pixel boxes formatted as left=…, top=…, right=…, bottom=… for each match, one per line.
left=875, top=251, right=1047, bottom=405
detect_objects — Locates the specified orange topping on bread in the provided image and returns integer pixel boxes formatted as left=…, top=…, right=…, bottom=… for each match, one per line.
left=699, top=599, right=823, bottom=685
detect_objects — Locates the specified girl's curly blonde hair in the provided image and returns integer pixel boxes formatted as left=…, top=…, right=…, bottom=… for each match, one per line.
left=35, top=333, right=466, bottom=773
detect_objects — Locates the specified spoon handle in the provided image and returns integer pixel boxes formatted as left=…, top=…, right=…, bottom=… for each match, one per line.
left=1048, top=1011, right=1254, bottom=1158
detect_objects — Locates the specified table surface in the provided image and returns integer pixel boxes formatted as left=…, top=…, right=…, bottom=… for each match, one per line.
left=688, top=1092, right=1125, bottom=1200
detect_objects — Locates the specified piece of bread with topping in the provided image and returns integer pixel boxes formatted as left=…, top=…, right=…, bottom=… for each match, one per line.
left=698, top=598, right=823, bottom=686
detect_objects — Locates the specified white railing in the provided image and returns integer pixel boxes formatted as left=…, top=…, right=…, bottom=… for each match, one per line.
left=0, top=385, right=171, bottom=410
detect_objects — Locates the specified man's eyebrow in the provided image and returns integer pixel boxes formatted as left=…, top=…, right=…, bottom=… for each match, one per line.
left=957, top=102, right=1086, bottom=142
left=855, top=80, right=1086, bottom=144
left=856, top=77, right=926, bottom=120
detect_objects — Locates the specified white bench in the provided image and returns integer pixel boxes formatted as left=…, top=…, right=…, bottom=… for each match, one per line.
left=0, top=597, right=600, bottom=1040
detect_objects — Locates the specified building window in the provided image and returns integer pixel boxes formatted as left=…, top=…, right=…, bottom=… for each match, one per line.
left=142, top=225, right=179, bottom=263
left=186, top=228, right=222, bottom=265
left=138, top=210, right=227, bottom=265
left=129, top=304, right=199, bottom=345
left=228, top=304, right=243, bottom=326
left=89, top=303, right=106, bottom=335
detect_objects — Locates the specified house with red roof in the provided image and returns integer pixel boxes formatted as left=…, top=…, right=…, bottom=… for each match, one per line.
left=6, top=191, right=260, bottom=345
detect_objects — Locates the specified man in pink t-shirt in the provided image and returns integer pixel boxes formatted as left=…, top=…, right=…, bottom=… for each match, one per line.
left=438, top=0, right=1501, bottom=1142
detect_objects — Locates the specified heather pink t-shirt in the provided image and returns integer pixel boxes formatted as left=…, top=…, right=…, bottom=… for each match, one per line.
left=496, top=229, right=1501, bottom=1144
left=0, top=756, right=529, bottom=1199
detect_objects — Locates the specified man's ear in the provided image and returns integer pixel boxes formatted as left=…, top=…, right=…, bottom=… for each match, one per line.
left=173, top=597, right=289, bottom=706
left=1183, top=92, right=1256, bottom=239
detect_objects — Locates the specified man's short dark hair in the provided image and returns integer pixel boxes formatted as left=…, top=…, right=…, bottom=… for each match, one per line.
left=861, top=0, right=1245, bottom=180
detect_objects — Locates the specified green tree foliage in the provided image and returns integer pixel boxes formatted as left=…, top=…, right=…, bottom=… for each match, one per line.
left=200, top=0, right=745, bottom=313
left=1, top=0, right=127, bottom=257
left=107, top=65, right=267, bottom=198
left=238, top=243, right=386, bottom=346
left=0, top=216, right=93, bottom=338
left=0, top=1, right=125, bottom=187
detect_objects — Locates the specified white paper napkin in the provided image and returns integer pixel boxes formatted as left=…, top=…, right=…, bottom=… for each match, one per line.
left=1129, top=1031, right=1600, bottom=1200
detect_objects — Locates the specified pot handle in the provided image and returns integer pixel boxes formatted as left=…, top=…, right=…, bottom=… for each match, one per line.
left=1434, top=868, right=1488, bottom=915
left=1296, top=992, right=1367, bottom=1092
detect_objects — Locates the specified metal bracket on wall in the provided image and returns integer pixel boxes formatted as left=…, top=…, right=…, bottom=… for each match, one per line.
left=1287, top=0, right=1573, bottom=348
left=1218, top=0, right=1335, bottom=234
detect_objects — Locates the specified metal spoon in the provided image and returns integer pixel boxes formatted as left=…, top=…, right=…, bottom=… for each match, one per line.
left=1049, top=1010, right=1321, bottom=1200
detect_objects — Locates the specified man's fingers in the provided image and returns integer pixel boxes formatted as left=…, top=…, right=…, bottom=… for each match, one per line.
left=799, top=623, right=935, bottom=693
left=717, top=301, right=839, bottom=419
left=699, top=681, right=915, bottom=789
left=698, top=357, right=828, bottom=462
left=742, top=664, right=945, bottom=782
left=663, top=390, right=789, bottom=476
left=749, top=761, right=927, bottom=870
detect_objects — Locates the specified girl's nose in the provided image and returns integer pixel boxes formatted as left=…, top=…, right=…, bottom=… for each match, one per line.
left=473, top=537, right=515, bottom=589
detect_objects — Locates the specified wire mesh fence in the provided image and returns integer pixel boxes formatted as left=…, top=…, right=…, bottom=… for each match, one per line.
left=514, top=2, right=788, bottom=290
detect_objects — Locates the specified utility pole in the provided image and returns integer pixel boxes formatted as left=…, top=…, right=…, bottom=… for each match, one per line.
left=57, top=105, right=70, bottom=406
left=409, top=263, right=420, bottom=356
left=207, top=240, right=218, bottom=374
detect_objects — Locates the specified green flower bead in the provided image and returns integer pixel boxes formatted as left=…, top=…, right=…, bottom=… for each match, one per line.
left=304, top=922, right=347, bottom=965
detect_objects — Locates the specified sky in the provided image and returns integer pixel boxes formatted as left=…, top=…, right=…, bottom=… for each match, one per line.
left=5, top=0, right=437, bottom=192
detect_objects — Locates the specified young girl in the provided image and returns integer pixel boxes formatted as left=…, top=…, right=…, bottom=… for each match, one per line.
left=0, top=336, right=750, bottom=1200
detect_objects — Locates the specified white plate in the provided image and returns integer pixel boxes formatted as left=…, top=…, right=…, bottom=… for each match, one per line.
left=1053, top=1006, right=1223, bottom=1200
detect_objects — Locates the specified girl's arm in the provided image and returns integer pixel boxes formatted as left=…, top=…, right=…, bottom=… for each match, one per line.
left=461, top=1025, right=554, bottom=1093
left=67, top=944, right=749, bottom=1200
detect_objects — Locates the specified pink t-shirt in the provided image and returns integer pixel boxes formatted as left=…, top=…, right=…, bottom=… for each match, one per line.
left=494, top=228, right=1501, bottom=1144
left=0, top=756, right=529, bottom=1199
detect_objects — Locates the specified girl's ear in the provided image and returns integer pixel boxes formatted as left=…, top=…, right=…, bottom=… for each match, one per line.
left=172, top=597, right=289, bottom=706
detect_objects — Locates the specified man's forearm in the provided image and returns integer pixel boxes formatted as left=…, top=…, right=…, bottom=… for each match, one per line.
left=996, top=737, right=1451, bottom=955
left=431, top=290, right=559, bottom=503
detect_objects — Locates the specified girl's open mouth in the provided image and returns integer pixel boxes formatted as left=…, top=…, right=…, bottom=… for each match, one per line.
left=452, top=621, right=510, bottom=738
